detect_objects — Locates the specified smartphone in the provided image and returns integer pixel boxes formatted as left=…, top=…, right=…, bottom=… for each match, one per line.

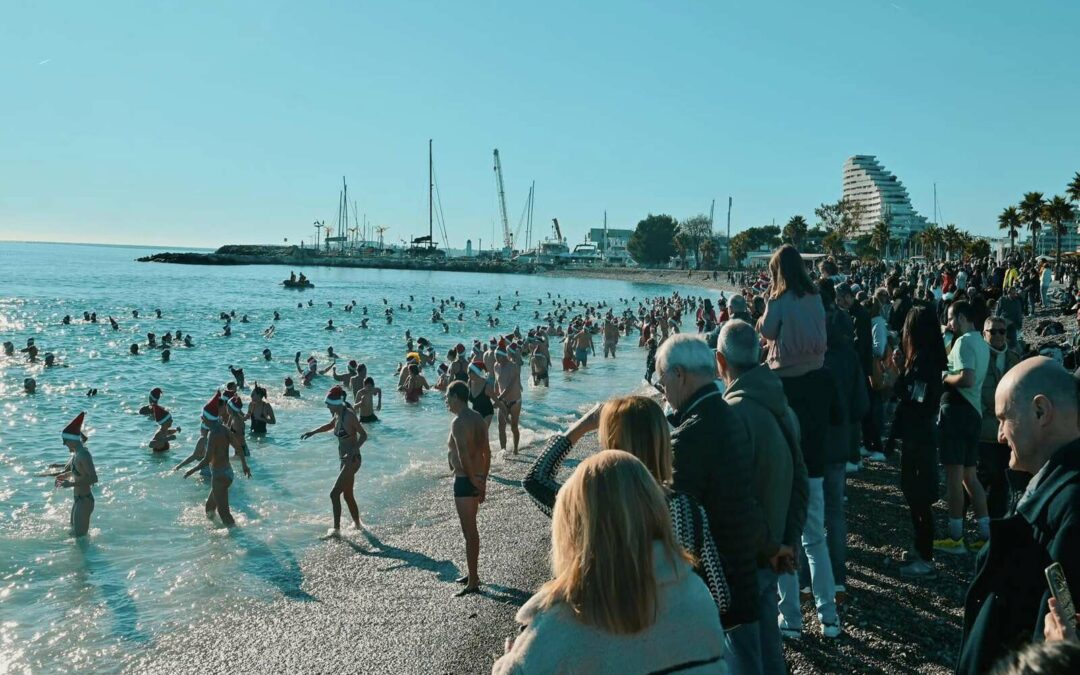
left=1046, top=562, right=1078, bottom=630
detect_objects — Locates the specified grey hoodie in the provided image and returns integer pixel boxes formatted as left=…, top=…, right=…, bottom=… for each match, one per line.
left=723, top=364, right=810, bottom=556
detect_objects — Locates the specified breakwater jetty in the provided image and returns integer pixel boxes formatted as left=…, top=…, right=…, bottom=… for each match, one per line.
left=138, top=245, right=537, bottom=275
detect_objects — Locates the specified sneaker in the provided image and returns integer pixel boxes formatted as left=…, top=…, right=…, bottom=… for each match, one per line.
left=899, top=559, right=937, bottom=578
left=822, top=622, right=842, bottom=639
left=933, top=537, right=967, bottom=555
left=968, top=538, right=988, bottom=552
left=845, top=461, right=862, bottom=474
left=778, top=616, right=802, bottom=639
left=867, top=452, right=886, bottom=462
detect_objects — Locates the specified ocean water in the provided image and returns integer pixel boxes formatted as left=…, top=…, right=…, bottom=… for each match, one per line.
left=0, top=242, right=708, bottom=672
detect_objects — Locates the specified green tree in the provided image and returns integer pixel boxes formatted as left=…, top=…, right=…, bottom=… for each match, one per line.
left=627, top=214, right=677, bottom=266
left=1044, top=195, right=1078, bottom=271
left=1068, top=172, right=1080, bottom=206
left=870, top=220, right=891, bottom=259
left=677, top=214, right=712, bottom=269
left=782, top=215, right=809, bottom=248
left=919, top=224, right=942, bottom=260
left=966, top=237, right=991, bottom=259
left=1019, top=191, right=1046, bottom=255
left=998, top=206, right=1021, bottom=253
left=942, top=224, right=962, bottom=261
left=728, top=226, right=781, bottom=268
left=699, top=236, right=719, bottom=269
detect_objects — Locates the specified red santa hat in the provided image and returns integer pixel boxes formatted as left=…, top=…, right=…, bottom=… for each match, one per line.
left=152, top=404, right=172, bottom=426
left=495, top=338, right=507, bottom=357
left=149, top=387, right=163, bottom=404
left=227, top=395, right=244, bottom=414
left=202, top=391, right=222, bottom=422
left=61, top=412, right=85, bottom=442
left=468, top=360, right=487, bottom=378
left=455, top=343, right=466, bottom=354
left=325, top=385, right=347, bottom=406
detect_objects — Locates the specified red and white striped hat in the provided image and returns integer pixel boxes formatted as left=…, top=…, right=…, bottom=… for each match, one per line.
left=61, top=412, right=85, bottom=442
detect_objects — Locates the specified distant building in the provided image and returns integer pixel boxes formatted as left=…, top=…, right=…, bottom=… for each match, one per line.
left=1033, top=219, right=1080, bottom=256
left=842, top=156, right=929, bottom=238
left=588, top=228, right=634, bottom=252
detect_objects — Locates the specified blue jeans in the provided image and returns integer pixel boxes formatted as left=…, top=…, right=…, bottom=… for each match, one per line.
left=780, top=477, right=838, bottom=628
left=757, top=568, right=786, bottom=675
left=725, top=620, right=762, bottom=675
left=823, top=462, right=848, bottom=586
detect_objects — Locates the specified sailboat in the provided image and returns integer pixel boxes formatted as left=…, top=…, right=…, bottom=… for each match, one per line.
left=408, top=139, right=446, bottom=258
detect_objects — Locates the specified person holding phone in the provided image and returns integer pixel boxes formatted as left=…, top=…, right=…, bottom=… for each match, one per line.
left=957, top=357, right=1080, bottom=675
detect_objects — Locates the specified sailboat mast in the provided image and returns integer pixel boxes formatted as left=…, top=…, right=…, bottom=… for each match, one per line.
left=342, top=176, right=348, bottom=252
left=527, top=181, right=535, bottom=251
left=603, top=210, right=608, bottom=263
left=428, top=139, right=434, bottom=246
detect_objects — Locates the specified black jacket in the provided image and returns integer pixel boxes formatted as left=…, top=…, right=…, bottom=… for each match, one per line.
left=670, top=383, right=764, bottom=629
left=957, top=438, right=1080, bottom=674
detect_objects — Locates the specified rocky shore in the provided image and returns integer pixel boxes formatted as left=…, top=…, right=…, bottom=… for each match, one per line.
left=137, top=245, right=535, bottom=275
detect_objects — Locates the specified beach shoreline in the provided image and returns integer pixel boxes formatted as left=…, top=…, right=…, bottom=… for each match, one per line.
left=127, top=426, right=969, bottom=675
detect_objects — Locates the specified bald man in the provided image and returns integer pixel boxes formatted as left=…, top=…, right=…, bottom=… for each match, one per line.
left=957, top=357, right=1080, bottom=675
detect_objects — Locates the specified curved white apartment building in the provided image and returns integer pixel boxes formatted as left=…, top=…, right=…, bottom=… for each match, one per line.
left=842, top=155, right=928, bottom=237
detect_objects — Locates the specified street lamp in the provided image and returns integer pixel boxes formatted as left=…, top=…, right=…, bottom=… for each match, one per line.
left=313, top=221, right=323, bottom=252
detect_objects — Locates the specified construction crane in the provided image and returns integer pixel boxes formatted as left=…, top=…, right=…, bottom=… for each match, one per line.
left=493, top=149, right=512, bottom=255
left=552, top=218, right=564, bottom=242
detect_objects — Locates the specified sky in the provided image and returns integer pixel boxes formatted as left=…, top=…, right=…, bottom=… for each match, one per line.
left=1, top=0, right=1078, bottom=250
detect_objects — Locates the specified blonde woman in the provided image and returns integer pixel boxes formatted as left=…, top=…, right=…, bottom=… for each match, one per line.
left=523, top=396, right=730, bottom=615
left=496, top=450, right=726, bottom=673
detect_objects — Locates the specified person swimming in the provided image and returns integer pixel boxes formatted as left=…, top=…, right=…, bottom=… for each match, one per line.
left=283, top=377, right=301, bottom=398
left=148, top=404, right=179, bottom=451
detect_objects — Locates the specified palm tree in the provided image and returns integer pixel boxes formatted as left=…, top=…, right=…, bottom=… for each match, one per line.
left=870, top=220, right=891, bottom=260
left=782, top=215, right=809, bottom=249
left=1068, top=172, right=1080, bottom=206
left=998, top=206, right=1021, bottom=253
left=1019, top=191, right=1046, bottom=255
left=1044, top=195, right=1078, bottom=272
left=943, top=224, right=962, bottom=261
left=919, top=223, right=942, bottom=260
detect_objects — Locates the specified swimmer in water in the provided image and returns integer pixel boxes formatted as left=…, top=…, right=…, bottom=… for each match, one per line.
left=325, top=319, right=335, bottom=331
left=357, top=377, right=381, bottom=423
left=283, top=377, right=301, bottom=398
left=300, top=386, right=367, bottom=532
left=228, top=365, right=246, bottom=389
left=148, top=404, right=179, bottom=451
left=225, top=394, right=250, bottom=457
left=295, top=351, right=335, bottom=386
left=466, top=361, right=504, bottom=430
left=402, top=364, right=430, bottom=403
left=139, top=387, right=164, bottom=417
left=495, top=342, right=524, bottom=454
left=24, top=377, right=36, bottom=394
left=47, top=413, right=98, bottom=537
left=185, top=392, right=251, bottom=526
left=262, top=348, right=272, bottom=361
left=247, top=384, right=276, bottom=435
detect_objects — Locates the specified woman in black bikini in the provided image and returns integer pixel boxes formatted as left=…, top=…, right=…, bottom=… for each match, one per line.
left=247, top=384, right=276, bottom=435
left=467, top=361, right=504, bottom=430
left=300, top=386, right=367, bottom=532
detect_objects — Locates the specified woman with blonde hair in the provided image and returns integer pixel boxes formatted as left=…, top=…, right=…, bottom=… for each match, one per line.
left=523, top=396, right=730, bottom=615
left=496, top=450, right=727, bottom=673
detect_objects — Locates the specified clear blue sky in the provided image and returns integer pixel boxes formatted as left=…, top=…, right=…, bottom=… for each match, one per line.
left=2, top=0, right=1078, bottom=249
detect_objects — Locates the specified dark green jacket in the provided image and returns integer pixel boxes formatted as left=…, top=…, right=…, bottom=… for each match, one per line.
left=957, top=438, right=1080, bottom=674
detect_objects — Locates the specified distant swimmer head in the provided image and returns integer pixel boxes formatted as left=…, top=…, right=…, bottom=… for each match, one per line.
left=24, top=377, right=36, bottom=394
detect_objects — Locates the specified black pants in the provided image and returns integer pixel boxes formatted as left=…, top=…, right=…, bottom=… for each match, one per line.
left=901, top=433, right=938, bottom=562
left=862, top=384, right=885, bottom=456
left=977, top=441, right=1011, bottom=519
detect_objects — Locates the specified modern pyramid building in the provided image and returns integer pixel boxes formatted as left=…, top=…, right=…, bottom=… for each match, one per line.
left=842, top=155, right=929, bottom=238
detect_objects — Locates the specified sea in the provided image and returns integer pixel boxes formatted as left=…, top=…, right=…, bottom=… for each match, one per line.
left=0, top=241, right=715, bottom=672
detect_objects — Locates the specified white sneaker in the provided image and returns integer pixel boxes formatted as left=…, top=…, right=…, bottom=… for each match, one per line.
left=845, top=461, right=862, bottom=474
left=867, top=452, right=886, bottom=462
left=822, top=622, right=842, bottom=638
left=778, top=616, right=802, bottom=639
